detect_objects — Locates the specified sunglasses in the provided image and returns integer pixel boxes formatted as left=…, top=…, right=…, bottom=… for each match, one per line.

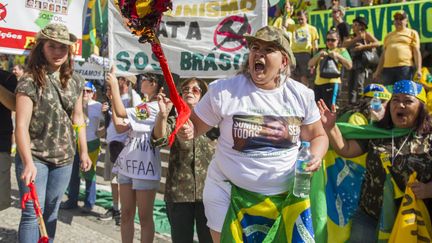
left=83, top=89, right=93, bottom=93
left=326, top=38, right=338, bottom=42
left=181, top=86, right=202, bottom=95
left=394, top=17, right=405, bottom=21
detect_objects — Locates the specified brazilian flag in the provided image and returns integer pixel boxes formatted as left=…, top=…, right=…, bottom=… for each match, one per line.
left=315, top=123, right=411, bottom=243
left=221, top=123, right=412, bottom=243
left=80, top=139, right=101, bottom=182
left=82, top=0, right=107, bottom=58
left=221, top=183, right=315, bottom=243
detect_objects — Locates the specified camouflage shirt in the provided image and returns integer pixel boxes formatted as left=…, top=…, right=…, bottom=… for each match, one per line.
left=358, top=132, right=432, bottom=219
left=152, top=115, right=218, bottom=203
left=16, top=71, right=84, bottom=166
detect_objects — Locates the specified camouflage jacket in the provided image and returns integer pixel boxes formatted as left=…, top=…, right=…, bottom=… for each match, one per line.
left=152, top=115, right=218, bottom=202
left=16, top=72, right=84, bottom=166
left=358, top=132, right=432, bottom=219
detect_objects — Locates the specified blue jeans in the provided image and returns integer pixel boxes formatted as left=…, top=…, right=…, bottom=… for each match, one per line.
left=66, top=152, right=96, bottom=208
left=349, top=209, right=378, bottom=243
left=15, top=155, right=73, bottom=243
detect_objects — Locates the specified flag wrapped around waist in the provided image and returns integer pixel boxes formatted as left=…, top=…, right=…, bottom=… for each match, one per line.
left=221, top=184, right=314, bottom=243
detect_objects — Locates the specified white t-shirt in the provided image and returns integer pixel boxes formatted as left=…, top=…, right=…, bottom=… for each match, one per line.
left=85, top=100, right=103, bottom=141
left=112, top=101, right=162, bottom=180
left=106, top=90, right=142, bottom=143
left=195, top=74, right=320, bottom=195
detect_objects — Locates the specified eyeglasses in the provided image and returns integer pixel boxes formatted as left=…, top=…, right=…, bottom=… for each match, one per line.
left=181, top=86, right=202, bottom=95
left=394, top=17, right=405, bottom=21
left=326, top=38, right=337, bottom=42
left=83, top=89, right=93, bottom=93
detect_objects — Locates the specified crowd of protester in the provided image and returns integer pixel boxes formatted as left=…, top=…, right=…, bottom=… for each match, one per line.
left=0, top=0, right=432, bottom=242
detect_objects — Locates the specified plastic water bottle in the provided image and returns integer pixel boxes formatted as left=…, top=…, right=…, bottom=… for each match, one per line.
left=370, top=92, right=382, bottom=112
left=293, top=141, right=313, bottom=198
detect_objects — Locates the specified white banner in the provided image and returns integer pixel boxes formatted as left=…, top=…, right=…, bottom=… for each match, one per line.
left=74, top=61, right=105, bottom=80
left=0, top=0, right=86, bottom=57
left=108, top=0, right=267, bottom=78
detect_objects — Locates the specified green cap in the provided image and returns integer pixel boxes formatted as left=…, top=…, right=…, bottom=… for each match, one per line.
left=244, top=26, right=296, bottom=68
left=36, top=23, right=77, bottom=45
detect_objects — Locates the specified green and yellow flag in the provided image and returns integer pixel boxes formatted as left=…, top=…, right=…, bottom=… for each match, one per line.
left=315, top=123, right=411, bottom=243
left=221, top=184, right=315, bottom=243
left=82, top=0, right=107, bottom=58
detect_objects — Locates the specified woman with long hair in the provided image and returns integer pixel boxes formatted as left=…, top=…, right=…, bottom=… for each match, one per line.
left=15, top=23, right=91, bottom=242
left=343, top=16, right=380, bottom=105
left=106, top=70, right=163, bottom=243
left=308, top=28, right=352, bottom=110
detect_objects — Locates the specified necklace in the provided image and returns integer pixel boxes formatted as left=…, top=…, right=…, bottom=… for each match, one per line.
left=391, top=129, right=412, bottom=165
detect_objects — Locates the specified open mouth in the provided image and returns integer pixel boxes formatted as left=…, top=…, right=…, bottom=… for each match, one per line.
left=395, top=111, right=407, bottom=119
left=254, top=60, right=265, bottom=72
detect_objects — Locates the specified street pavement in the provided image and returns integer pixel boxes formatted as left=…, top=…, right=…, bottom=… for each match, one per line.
left=0, top=163, right=171, bottom=243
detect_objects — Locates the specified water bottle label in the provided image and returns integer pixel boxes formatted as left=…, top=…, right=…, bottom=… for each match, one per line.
left=301, top=161, right=307, bottom=170
left=296, top=159, right=308, bottom=172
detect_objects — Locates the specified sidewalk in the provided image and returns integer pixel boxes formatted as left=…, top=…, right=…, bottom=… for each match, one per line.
left=0, top=163, right=171, bottom=243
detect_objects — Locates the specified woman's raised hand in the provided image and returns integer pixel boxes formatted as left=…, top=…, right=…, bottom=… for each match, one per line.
left=157, top=88, right=173, bottom=118
left=106, top=66, right=118, bottom=88
left=317, top=99, right=337, bottom=130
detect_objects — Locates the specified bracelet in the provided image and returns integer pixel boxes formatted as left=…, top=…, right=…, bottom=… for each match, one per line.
left=73, top=123, right=86, bottom=133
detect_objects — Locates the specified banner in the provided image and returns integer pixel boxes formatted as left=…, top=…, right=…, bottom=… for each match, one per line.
left=74, top=61, right=105, bottom=80
left=0, top=0, right=86, bottom=57
left=108, top=0, right=267, bottom=78
left=309, top=0, right=432, bottom=48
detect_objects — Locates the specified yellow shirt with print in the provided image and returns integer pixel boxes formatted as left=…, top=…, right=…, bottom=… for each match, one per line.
left=287, top=24, right=319, bottom=53
left=383, top=28, right=419, bottom=68
left=314, top=48, right=351, bottom=85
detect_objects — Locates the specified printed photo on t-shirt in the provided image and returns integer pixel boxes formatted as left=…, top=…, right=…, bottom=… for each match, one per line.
left=232, top=114, right=302, bottom=154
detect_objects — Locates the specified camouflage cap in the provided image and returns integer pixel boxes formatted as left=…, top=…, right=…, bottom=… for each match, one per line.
left=244, top=26, right=296, bottom=67
left=36, top=23, right=77, bottom=45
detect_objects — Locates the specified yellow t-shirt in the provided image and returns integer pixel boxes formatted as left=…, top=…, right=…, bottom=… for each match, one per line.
left=314, top=48, right=351, bottom=85
left=383, top=28, right=419, bottom=68
left=288, top=24, right=319, bottom=53
left=272, top=16, right=295, bottom=30
left=272, top=16, right=295, bottom=45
